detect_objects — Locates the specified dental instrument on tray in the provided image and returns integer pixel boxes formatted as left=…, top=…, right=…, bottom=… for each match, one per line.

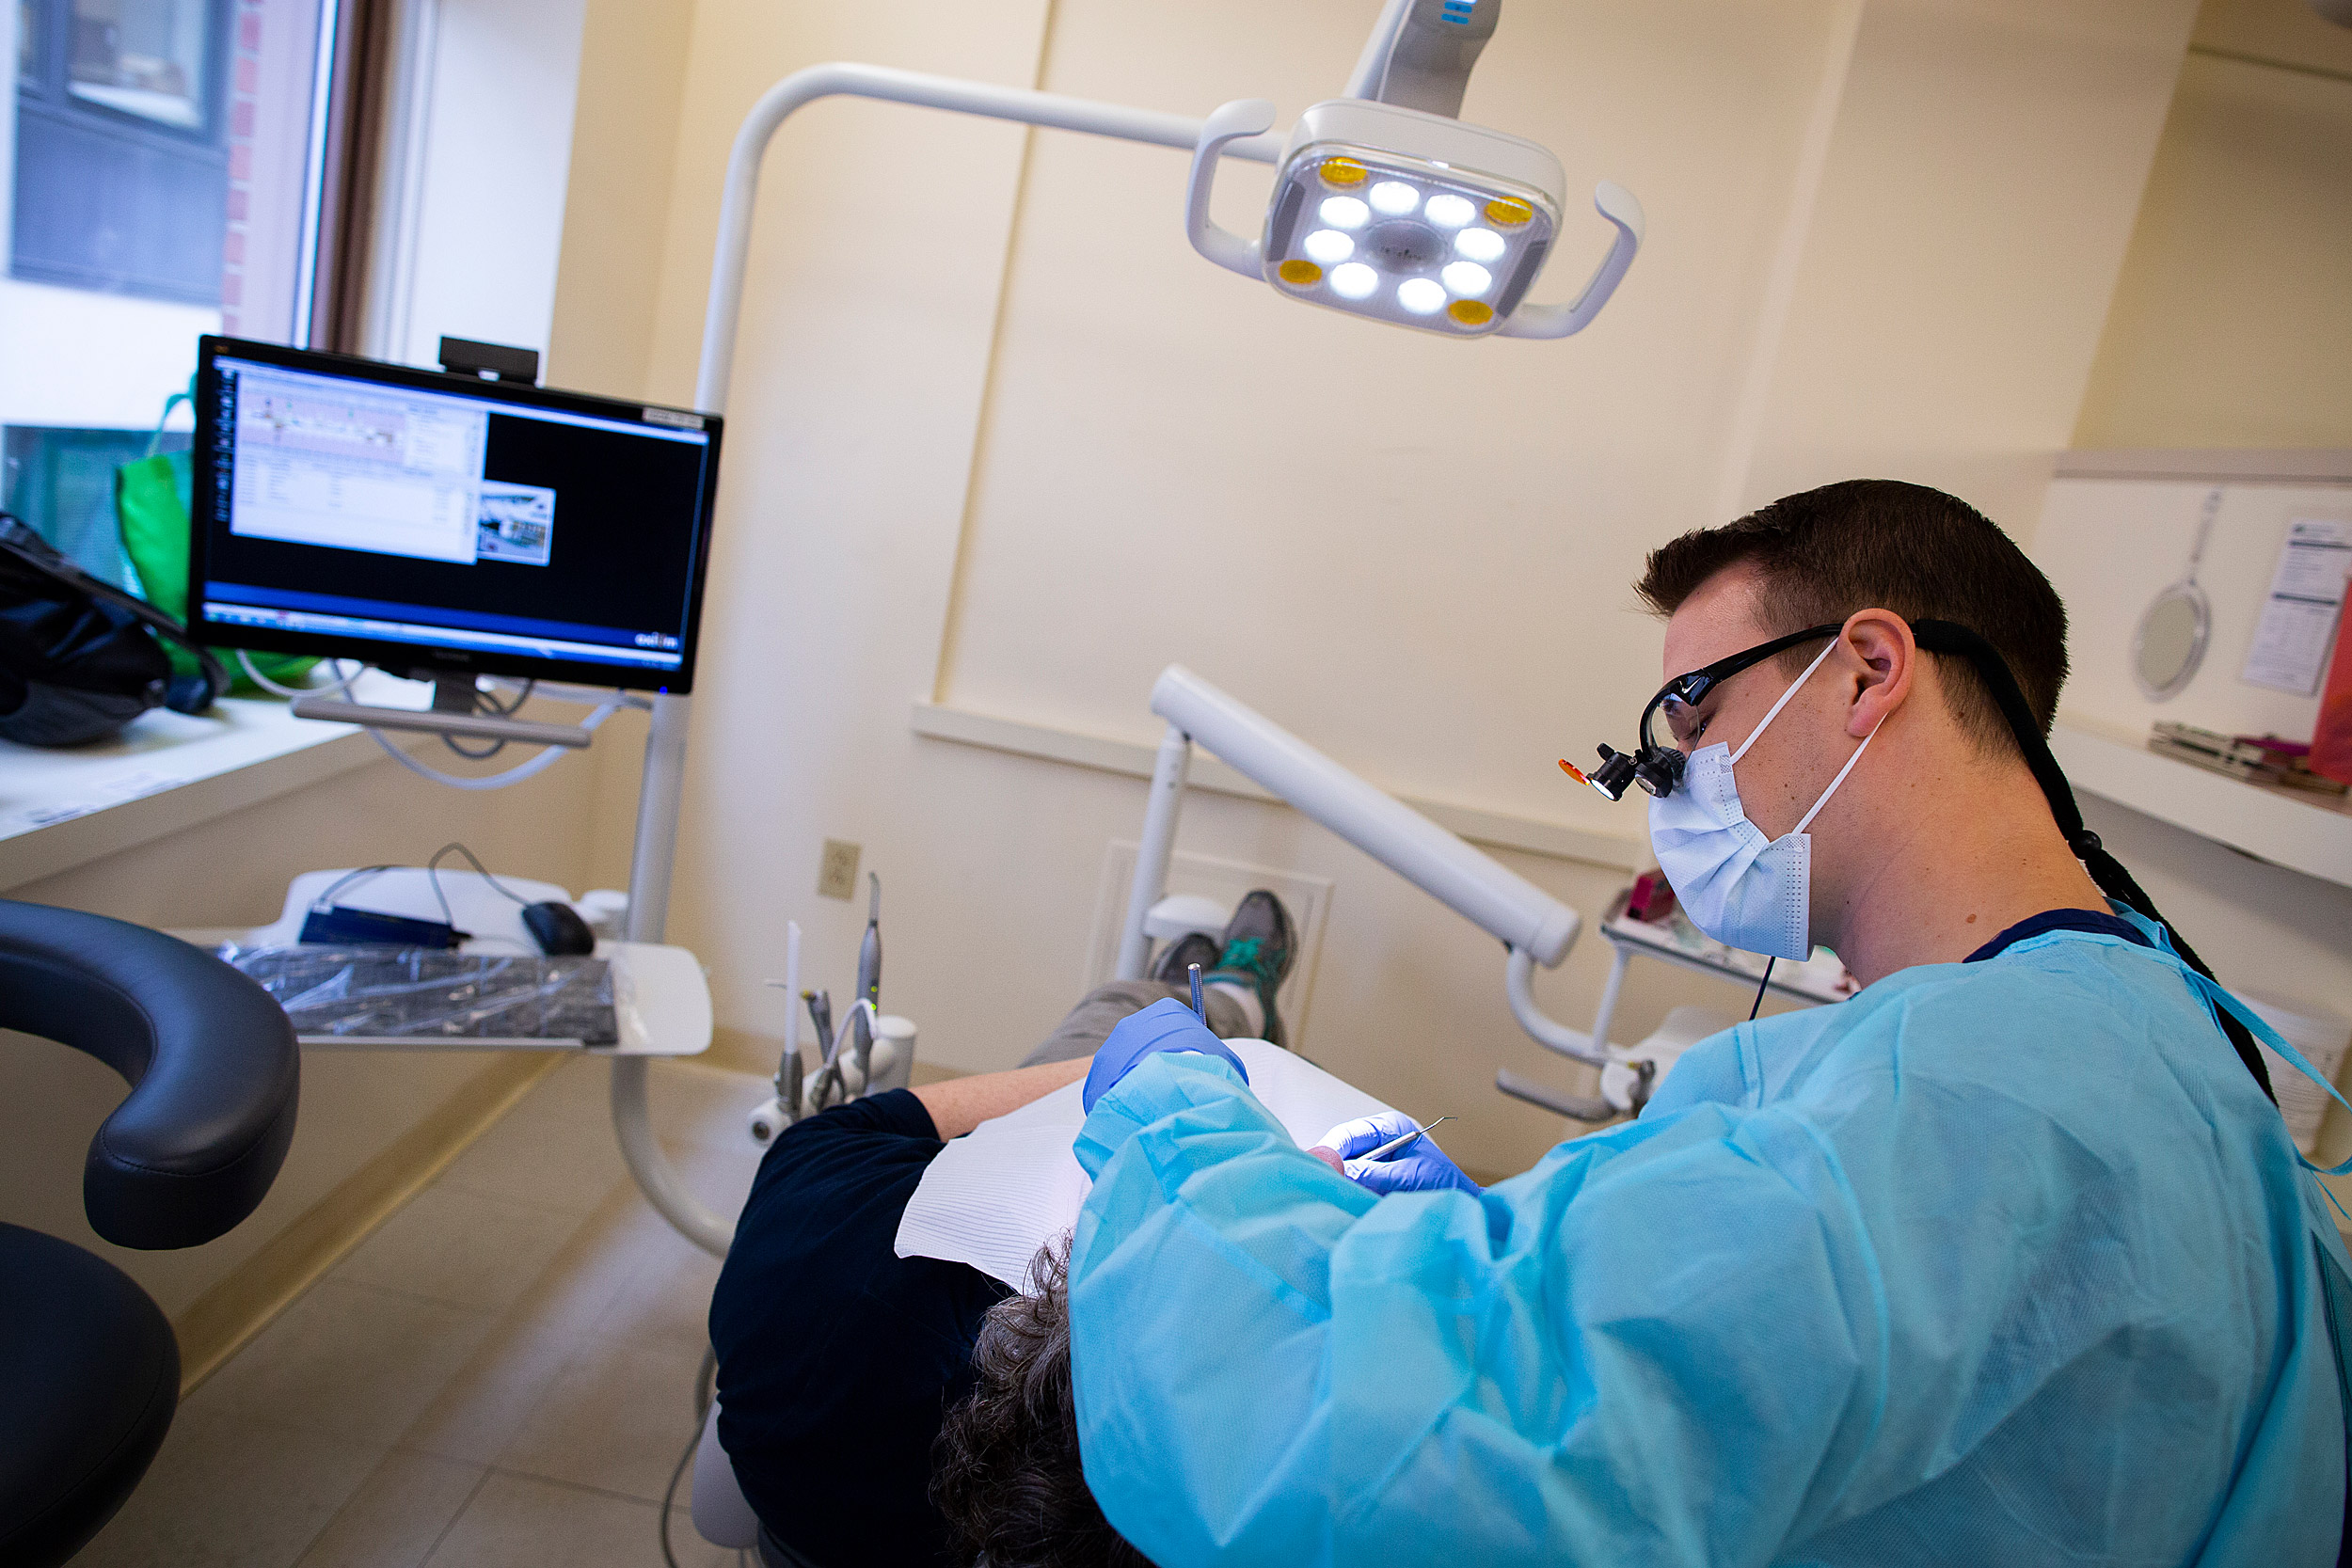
left=850, top=875, right=882, bottom=1082
left=779, top=924, right=803, bottom=1118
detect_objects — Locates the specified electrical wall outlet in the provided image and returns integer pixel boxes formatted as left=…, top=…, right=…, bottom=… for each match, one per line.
left=1085, top=844, right=1333, bottom=1040
left=817, top=839, right=862, bottom=900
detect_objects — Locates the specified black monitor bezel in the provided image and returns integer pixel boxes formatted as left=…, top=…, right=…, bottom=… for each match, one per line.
left=188, top=334, right=723, bottom=695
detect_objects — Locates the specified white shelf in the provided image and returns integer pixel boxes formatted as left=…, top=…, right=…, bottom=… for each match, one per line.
left=0, top=672, right=437, bottom=894
left=2052, top=716, right=2352, bottom=892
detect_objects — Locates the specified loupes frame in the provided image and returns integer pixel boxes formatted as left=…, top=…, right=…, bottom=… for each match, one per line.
left=1565, top=623, right=1843, bottom=801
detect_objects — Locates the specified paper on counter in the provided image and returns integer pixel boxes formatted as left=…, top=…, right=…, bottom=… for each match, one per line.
left=2242, top=518, right=2352, bottom=696
left=893, top=1037, right=1394, bottom=1290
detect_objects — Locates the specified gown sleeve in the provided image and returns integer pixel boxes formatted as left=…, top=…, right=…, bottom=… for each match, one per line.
left=1067, top=1051, right=1890, bottom=1568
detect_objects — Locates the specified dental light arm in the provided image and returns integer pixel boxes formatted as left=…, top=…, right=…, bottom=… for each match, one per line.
left=1346, top=0, right=1500, bottom=119
left=1120, top=666, right=1607, bottom=1067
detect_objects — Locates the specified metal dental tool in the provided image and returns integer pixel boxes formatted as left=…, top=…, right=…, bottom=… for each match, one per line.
left=1189, top=962, right=1207, bottom=1023
left=1343, top=1116, right=1454, bottom=1177
left=850, top=874, right=881, bottom=1083
left=805, top=989, right=842, bottom=1108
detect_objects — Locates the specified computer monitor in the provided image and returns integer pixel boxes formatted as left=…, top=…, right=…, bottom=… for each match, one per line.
left=189, top=336, right=723, bottom=693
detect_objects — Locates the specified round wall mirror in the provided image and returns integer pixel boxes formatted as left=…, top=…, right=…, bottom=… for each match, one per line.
left=2134, top=487, right=2222, bottom=704
left=2133, top=582, right=2210, bottom=701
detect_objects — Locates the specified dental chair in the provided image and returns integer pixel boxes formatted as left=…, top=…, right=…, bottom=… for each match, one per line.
left=0, top=898, right=300, bottom=1568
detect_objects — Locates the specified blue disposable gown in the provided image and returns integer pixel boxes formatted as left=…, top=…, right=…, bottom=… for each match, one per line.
left=1069, top=920, right=2352, bottom=1566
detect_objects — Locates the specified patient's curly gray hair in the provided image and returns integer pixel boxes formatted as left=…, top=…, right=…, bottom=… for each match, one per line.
left=930, top=1238, right=1152, bottom=1568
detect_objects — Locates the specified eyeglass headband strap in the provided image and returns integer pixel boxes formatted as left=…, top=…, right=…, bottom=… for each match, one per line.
left=1908, top=618, right=2275, bottom=1102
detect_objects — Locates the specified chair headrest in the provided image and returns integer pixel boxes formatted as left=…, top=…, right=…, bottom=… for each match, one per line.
left=0, top=900, right=298, bottom=1249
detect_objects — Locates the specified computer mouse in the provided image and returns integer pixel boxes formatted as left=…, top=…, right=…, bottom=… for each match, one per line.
left=522, top=900, right=597, bottom=956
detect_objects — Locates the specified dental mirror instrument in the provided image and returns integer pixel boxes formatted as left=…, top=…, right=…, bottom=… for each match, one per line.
left=1188, top=962, right=1207, bottom=1023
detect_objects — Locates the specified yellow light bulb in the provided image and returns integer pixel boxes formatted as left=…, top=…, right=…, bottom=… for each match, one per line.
left=1278, top=259, right=1323, bottom=286
left=1448, top=299, right=1495, bottom=326
left=1320, top=158, right=1368, bottom=187
left=1484, top=198, right=1533, bottom=227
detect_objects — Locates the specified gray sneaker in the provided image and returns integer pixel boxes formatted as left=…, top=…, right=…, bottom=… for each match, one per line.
left=1205, top=890, right=1295, bottom=1046
left=1152, top=931, right=1220, bottom=988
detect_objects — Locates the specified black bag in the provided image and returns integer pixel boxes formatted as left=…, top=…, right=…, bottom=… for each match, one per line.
left=0, top=513, right=227, bottom=746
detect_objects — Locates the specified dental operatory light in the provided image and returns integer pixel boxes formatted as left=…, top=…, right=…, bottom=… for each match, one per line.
left=1184, top=0, right=1643, bottom=340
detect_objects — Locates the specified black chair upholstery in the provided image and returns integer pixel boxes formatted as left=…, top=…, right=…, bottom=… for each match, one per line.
left=0, top=1225, right=179, bottom=1567
left=0, top=899, right=299, bottom=1249
left=0, top=898, right=299, bottom=1568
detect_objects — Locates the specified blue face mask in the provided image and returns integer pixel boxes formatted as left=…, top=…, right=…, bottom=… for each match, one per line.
left=1646, top=639, right=1878, bottom=960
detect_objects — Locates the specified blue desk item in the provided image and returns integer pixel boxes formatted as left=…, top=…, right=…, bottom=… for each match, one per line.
left=1069, top=922, right=2352, bottom=1566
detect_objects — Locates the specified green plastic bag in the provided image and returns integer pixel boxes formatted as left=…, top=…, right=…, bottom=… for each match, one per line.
left=116, top=388, right=316, bottom=695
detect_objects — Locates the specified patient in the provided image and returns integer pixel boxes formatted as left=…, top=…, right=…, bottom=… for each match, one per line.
left=707, top=893, right=1294, bottom=1568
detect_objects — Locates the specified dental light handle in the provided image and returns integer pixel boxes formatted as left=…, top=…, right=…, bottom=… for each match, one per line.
left=1496, top=181, right=1645, bottom=340
left=1186, top=99, right=1278, bottom=278
left=1150, top=665, right=1579, bottom=966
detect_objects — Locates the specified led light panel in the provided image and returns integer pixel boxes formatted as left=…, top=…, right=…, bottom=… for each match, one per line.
left=1261, top=139, right=1559, bottom=338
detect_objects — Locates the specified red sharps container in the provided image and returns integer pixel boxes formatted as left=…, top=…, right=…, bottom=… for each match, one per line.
left=2313, top=621, right=2352, bottom=787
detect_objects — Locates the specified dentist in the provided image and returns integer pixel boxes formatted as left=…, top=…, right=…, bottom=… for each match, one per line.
left=1063, top=480, right=2352, bottom=1566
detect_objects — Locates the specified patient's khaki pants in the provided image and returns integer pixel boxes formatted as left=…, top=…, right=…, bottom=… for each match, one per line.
left=1018, top=979, right=1256, bottom=1067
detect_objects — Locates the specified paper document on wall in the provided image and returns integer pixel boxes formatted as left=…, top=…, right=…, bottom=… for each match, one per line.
left=2242, top=518, right=2352, bottom=695
left=893, top=1038, right=1393, bottom=1290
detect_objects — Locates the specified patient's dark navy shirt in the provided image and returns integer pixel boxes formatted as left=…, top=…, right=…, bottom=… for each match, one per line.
left=710, top=1089, right=1009, bottom=1568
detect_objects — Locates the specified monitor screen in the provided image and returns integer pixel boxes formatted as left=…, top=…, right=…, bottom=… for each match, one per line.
left=189, top=336, right=723, bottom=692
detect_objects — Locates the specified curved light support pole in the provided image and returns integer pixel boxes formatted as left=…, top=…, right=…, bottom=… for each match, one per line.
left=1147, top=665, right=1581, bottom=966
left=1498, top=181, right=1645, bottom=341
left=1115, top=723, right=1195, bottom=980
left=1504, top=944, right=1609, bottom=1068
left=694, top=63, right=1283, bottom=410
left=1185, top=99, right=1278, bottom=278
left=615, top=63, right=1284, bottom=1259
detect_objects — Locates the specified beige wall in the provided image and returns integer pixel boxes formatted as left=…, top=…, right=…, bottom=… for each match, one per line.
left=547, top=0, right=2213, bottom=1180
left=2073, top=8, right=2352, bottom=450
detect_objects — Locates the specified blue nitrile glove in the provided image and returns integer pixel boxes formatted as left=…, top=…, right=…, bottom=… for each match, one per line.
left=1082, top=997, right=1249, bottom=1112
left=1319, top=1110, right=1481, bottom=1196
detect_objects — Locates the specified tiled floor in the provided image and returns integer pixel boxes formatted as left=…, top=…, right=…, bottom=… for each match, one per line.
left=74, top=1055, right=774, bottom=1568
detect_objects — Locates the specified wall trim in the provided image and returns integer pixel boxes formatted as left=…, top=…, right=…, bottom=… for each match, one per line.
left=172, top=1050, right=559, bottom=1395
left=2055, top=449, right=2352, bottom=484
left=909, top=700, right=1645, bottom=873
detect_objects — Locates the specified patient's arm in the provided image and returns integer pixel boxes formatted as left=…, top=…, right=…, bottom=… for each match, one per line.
left=913, top=1055, right=1090, bottom=1140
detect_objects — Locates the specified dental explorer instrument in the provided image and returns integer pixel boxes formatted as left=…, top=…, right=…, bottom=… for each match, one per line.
left=1345, top=1116, right=1454, bottom=1174
left=1188, top=962, right=1206, bottom=1023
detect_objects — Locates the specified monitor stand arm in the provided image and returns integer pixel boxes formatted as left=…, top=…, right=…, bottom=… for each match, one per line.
left=291, top=673, right=595, bottom=748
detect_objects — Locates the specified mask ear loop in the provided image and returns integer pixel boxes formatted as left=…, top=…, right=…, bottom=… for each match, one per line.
left=1737, top=635, right=1876, bottom=1024
left=1790, top=721, right=1882, bottom=837
left=1729, top=636, right=1843, bottom=766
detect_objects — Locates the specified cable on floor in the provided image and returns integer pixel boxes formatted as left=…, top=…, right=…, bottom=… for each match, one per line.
left=660, top=1343, right=720, bottom=1568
